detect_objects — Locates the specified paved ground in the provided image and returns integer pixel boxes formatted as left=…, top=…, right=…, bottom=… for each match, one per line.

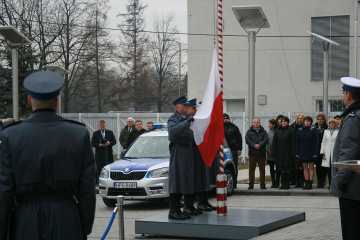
left=89, top=167, right=342, bottom=240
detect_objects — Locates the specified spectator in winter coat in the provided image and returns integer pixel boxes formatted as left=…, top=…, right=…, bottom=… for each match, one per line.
left=295, top=116, right=319, bottom=190
left=245, top=117, right=268, bottom=190
left=315, top=112, right=328, bottom=188
left=271, top=117, right=295, bottom=190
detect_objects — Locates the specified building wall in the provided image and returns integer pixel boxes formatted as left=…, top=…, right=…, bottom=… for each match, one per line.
left=187, top=0, right=357, bottom=113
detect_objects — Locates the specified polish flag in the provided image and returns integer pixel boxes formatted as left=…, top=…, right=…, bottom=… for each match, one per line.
left=191, top=49, right=225, bottom=167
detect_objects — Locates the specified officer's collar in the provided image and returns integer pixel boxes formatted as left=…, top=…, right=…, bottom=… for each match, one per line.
left=32, top=108, right=56, bottom=114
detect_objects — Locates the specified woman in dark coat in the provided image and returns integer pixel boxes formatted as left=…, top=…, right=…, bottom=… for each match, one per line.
left=271, top=117, right=295, bottom=190
left=314, top=112, right=328, bottom=188
left=295, top=116, right=320, bottom=190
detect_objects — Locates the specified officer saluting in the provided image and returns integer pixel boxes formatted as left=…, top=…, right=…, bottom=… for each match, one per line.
left=168, top=95, right=194, bottom=220
left=0, top=71, right=96, bottom=240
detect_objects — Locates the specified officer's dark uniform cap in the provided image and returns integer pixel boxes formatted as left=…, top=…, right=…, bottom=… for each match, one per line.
left=24, top=71, right=64, bottom=100
left=187, top=98, right=198, bottom=107
left=172, top=95, right=188, bottom=106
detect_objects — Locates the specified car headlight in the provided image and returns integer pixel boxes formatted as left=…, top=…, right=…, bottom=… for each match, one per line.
left=100, top=168, right=109, bottom=178
left=148, top=167, right=169, bottom=178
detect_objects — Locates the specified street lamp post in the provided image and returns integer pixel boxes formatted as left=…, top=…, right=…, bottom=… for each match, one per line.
left=232, top=6, right=270, bottom=122
left=307, top=31, right=339, bottom=118
left=0, top=26, right=32, bottom=121
left=178, top=41, right=181, bottom=97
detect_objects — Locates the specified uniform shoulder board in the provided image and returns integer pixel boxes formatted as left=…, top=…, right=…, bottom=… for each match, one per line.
left=171, top=113, right=176, bottom=117
left=63, top=119, right=86, bottom=127
left=2, top=120, right=22, bottom=130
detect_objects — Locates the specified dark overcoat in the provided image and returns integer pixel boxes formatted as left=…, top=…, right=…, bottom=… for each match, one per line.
left=192, top=141, right=210, bottom=192
left=167, top=111, right=194, bottom=194
left=271, top=126, right=295, bottom=170
left=245, top=126, right=268, bottom=157
left=295, top=126, right=320, bottom=162
left=0, top=109, right=96, bottom=240
left=91, top=129, right=116, bottom=174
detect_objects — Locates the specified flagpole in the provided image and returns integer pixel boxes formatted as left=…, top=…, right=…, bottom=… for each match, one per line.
left=217, top=0, right=227, bottom=216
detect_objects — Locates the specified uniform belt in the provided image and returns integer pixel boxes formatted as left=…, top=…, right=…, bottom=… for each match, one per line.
left=173, top=143, right=193, bottom=148
left=16, top=192, right=74, bottom=202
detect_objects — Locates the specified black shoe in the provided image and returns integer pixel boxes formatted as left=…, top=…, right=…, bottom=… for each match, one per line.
left=248, top=186, right=253, bottom=190
left=206, top=202, right=217, bottom=210
left=183, top=205, right=202, bottom=215
left=168, top=210, right=187, bottom=220
left=197, top=202, right=212, bottom=212
left=260, top=186, right=267, bottom=189
left=279, top=184, right=285, bottom=189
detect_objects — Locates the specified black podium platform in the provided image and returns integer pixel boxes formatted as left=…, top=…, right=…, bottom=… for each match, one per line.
left=135, top=208, right=305, bottom=240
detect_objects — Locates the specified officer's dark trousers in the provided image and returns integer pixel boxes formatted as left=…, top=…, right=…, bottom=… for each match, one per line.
left=339, top=197, right=360, bottom=240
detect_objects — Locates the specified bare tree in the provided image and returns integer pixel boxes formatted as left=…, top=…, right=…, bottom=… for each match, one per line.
left=117, top=0, right=151, bottom=111
left=148, top=13, right=180, bottom=112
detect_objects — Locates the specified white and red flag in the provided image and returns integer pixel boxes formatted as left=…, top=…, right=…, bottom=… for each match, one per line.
left=191, top=49, right=225, bottom=167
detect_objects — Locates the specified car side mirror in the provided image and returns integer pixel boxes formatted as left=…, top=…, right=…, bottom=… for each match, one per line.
left=120, top=149, right=127, bottom=159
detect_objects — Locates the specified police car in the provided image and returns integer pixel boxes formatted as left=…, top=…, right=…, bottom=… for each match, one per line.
left=99, top=124, right=236, bottom=207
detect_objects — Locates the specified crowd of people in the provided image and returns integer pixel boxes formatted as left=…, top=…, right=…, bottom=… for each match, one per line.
left=243, top=113, right=341, bottom=190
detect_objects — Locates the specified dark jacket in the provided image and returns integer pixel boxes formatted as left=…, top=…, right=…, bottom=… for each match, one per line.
left=224, top=122, right=242, bottom=152
left=119, top=125, right=134, bottom=149
left=0, top=110, right=96, bottom=240
left=272, top=126, right=295, bottom=170
left=91, top=129, right=117, bottom=173
left=295, top=125, right=320, bottom=161
left=330, top=101, right=360, bottom=201
left=245, top=125, right=268, bottom=157
left=290, top=122, right=303, bottom=135
left=167, top=111, right=194, bottom=194
left=127, top=128, right=146, bottom=147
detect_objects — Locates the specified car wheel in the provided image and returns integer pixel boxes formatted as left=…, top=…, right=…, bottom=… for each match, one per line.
left=102, top=198, right=117, bottom=208
left=225, top=169, right=234, bottom=196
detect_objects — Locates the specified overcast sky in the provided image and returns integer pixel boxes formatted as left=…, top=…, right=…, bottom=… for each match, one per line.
left=107, top=0, right=187, bottom=44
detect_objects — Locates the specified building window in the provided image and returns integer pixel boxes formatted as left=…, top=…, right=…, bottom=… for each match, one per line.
left=316, top=99, right=346, bottom=112
left=311, top=16, right=349, bottom=82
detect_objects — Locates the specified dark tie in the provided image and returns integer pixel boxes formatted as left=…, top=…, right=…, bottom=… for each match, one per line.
left=101, top=131, right=105, bottom=138
left=129, top=127, right=132, bottom=132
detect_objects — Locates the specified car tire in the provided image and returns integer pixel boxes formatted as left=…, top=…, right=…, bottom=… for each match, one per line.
left=102, top=198, right=117, bottom=207
left=225, top=169, right=234, bottom=196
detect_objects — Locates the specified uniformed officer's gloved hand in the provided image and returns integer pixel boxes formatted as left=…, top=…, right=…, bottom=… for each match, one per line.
left=187, top=116, right=194, bottom=123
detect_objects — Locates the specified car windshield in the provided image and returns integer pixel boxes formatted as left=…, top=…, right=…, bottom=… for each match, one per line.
left=125, top=135, right=170, bottom=158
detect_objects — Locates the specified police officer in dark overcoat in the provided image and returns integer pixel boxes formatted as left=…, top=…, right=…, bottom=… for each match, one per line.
left=167, top=96, right=195, bottom=220
left=187, top=99, right=216, bottom=212
left=0, top=71, right=96, bottom=240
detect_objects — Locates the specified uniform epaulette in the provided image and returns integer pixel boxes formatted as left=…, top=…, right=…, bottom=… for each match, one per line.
left=63, top=119, right=86, bottom=127
left=2, top=120, right=22, bottom=130
left=349, top=110, right=357, bottom=117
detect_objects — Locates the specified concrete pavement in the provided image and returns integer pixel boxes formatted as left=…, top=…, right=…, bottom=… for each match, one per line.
left=89, top=166, right=341, bottom=239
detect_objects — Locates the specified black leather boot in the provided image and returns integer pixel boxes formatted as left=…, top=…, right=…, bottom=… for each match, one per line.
left=307, top=180, right=313, bottom=190
left=274, top=170, right=281, bottom=188
left=270, top=173, right=275, bottom=188
left=318, top=178, right=324, bottom=188
left=302, top=180, right=308, bottom=190
left=294, top=170, right=301, bottom=188
left=203, top=191, right=216, bottom=210
left=168, top=194, right=188, bottom=220
left=196, top=192, right=212, bottom=211
left=284, top=173, right=291, bottom=190
left=279, top=173, right=286, bottom=189
left=183, top=194, right=201, bottom=215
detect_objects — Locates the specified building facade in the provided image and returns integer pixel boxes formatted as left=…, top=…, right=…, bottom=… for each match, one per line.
left=187, top=0, right=358, bottom=113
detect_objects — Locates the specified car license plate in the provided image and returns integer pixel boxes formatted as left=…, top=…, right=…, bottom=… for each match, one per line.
left=114, top=182, right=137, bottom=188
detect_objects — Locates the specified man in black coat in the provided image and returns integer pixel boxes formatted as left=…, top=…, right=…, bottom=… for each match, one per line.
left=245, top=117, right=268, bottom=190
left=223, top=113, right=242, bottom=184
left=92, top=120, right=117, bottom=179
left=0, top=71, right=96, bottom=240
left=127, top=120, right=146, bottom=147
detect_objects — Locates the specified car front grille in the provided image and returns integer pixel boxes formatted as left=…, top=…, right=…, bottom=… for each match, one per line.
left=107, top=188, right=147, bottom=196
left=110, top=171, right=147, bottom=180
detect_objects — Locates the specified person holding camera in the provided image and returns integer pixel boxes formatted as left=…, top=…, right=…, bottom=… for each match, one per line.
left=92, top=120, right=116, bottom=180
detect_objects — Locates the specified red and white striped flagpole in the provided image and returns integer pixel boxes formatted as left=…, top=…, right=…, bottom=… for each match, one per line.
left=216, top=0, right=227, bottom=216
